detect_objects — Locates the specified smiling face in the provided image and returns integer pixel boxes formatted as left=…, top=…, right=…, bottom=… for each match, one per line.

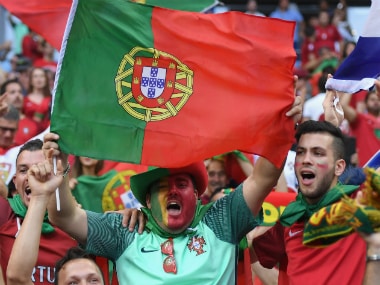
left=295, top=133, right=345, bottom=204
left=13, top=149, right=45, bottom=207
left=146, top=174, right=198, bottom=234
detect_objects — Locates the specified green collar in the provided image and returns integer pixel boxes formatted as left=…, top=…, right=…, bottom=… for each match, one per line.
left=8, top=194, right=55, bottom=234
left=280, top=183, right=359, bottom=227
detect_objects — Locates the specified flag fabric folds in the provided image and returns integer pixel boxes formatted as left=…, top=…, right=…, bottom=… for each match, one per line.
left=0, top=0, right=71, bottom=50
left=325, top=0, right=380, bottom=93
left=51, top=0, right=296, bottom=168
left=72, top=168, right=145, bottom=213
left=0, top=0, right=219, bottom=50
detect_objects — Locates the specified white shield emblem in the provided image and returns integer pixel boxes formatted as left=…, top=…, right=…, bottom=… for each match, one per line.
left=140, top=66, right=166, bottom=99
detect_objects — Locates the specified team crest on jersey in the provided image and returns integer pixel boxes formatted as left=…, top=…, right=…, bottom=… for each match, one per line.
left=187, top=235, right=206, bottom=256
left=115, top=47, right=194, bottom=122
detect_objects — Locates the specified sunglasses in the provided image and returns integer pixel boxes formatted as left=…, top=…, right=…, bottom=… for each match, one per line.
left=161, top=238, right=177, bottom=274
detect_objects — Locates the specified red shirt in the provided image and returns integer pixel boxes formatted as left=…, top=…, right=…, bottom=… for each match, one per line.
left=314, top=25, right=342, bottom=53
left=14, top=116, right=39, bottom=146
left=22, top=35, right=43, bottom=63
left=301, top=38, right=318, bottom=68
left=22, top=96, right=52, bottom=131
left=0, top=197, right=77, bottom=284
left=253, top=221, right=366, bottom=285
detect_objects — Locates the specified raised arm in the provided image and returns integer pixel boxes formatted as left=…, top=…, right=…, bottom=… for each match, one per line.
left=339, top=89, right=358, bottom=123
left=43, top=133, right=88, bottom=244
left=243, top=156, right=283, bottom=215
left=323, top=76, right=344, bottom=127
left=6, top=152, right=63, bottom=285
left=363, top=232, right=380, bottom=285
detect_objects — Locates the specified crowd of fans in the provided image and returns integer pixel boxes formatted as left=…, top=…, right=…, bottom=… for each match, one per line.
left=0, top=0, right=379, bottom=285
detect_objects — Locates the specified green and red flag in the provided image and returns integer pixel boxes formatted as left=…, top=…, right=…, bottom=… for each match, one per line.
left=0, top=0, right=218, bottom=50
left=51, top=0, right=296, bottom=168
left=72, top=162, right=148, bottom=212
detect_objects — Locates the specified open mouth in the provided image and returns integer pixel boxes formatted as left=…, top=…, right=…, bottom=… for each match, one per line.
left=300, top=171, right=315, bottom=185
left=25, top=187, right=31, bottom=196
left=167, top=202, right=181, bottom=215
left=301, top=172, right=315, bottom=179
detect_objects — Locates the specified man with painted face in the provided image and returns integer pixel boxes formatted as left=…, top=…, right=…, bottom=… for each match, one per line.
left=251, top=80, right=380, bottom=285
left=42, top=98, right=302, bottom=284
left=252, top=120, right=367, bottom=284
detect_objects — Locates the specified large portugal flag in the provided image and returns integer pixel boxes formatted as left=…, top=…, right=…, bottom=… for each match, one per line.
left=51, top=0, right=296, bottom=168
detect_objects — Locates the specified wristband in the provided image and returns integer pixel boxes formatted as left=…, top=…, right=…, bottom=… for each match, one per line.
left=62, top=162, right=71, bottom=178
left=367, top=254, right=380, bottom=262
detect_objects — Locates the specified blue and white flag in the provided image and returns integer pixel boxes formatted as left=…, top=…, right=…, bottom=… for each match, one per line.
left=325, top=0, right=380, bottom=93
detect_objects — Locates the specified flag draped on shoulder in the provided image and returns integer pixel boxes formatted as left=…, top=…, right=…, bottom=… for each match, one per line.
left=0, top=0, right=219, bottom=50
left=325, top=0, right=380, bottom=93
left=51, top=0, right=296, bottom=168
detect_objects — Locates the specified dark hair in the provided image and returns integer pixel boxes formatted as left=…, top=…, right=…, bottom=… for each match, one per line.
left=342, top=41, right=356, bottom=59
left=304, top=25, right=315, bottom=38
left=321, top=65, right=335, bottom=75
left=7, top=180, right=16, bottom=198
left=295, top=120, right=345, bottom=160
left=54, top=247, right=104, bottom=285
left=16, top=139, right=43, bottom=164
left=317, top=73, right=329, bottom=93
left=0, top=79, right=22, bottom=95
left=28, top=67, right=51, bottom=97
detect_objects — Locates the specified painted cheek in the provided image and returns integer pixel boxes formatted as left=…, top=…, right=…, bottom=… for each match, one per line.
left=158, top=188, right=169, bottom=226
left=151, top=188, right=169, bottom=226
left=316, top=163, right=329, bottom=169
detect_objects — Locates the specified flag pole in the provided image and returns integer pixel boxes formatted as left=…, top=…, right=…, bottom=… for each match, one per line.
left=53, top=157, right=61, bottom=211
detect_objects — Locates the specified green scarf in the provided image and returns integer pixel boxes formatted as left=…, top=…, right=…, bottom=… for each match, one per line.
left=141, top=201, right=213, bottom=238
left=280, top=183, right=359, bottom=227
left=8, top=194, right=55, bottom=234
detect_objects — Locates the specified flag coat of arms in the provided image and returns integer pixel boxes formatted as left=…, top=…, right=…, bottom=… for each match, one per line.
left=51, top=0, right=296, bottom=168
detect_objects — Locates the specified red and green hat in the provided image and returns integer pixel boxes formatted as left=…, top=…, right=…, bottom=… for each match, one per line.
left=130, top=162, right=208, bottom=207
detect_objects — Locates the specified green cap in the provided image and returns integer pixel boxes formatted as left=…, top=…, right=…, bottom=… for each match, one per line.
left=130, top=162, right=208, bottom=207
